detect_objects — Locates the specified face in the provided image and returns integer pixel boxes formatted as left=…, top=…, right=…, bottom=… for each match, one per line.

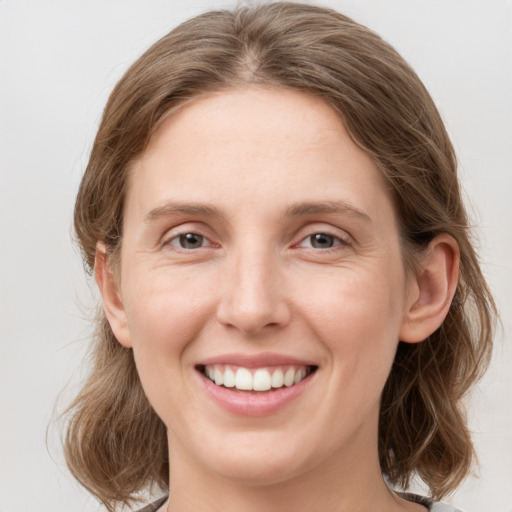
left=106, top=87, right=419, bottom=486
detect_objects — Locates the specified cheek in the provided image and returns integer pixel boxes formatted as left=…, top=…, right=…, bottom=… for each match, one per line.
left=120, top=275, right=211, bottom=420
left=122, top=269, right=212, bottom=351
left=299, top=265, right=406, bottom=372
left=119, top=274, right=206, bottom=404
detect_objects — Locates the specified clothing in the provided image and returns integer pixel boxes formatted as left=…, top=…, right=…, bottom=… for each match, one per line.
left=135, top=494, right=464, bottom=512
left=135, top=496, right=167, bottom=512
left=400, top=492, right=464, bottom=511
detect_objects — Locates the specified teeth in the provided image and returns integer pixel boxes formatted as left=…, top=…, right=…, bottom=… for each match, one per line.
left=253, top=369, right=272, bottom=391
left=235, top=368, right=252, bottom=390
left=223, top=368, right=236, bottom=388
left=284, top=368, right=295, bottom=387
left=214, top=367, right=224, bottom=386
left=294, top=368, right=306, bottom=385
left=271, top=368, right=284, bottom=388
left=204, top=364, right=312, bottom=391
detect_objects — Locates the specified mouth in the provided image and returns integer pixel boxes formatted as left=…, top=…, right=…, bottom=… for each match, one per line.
left=196, top=364, right=318, bottom=393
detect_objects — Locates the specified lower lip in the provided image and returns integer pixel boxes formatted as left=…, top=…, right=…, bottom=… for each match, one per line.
left=199, top=371, right=314, bottom=417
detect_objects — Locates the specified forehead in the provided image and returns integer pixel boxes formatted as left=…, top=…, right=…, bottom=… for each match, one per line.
left=143, top=87, right=358, bottom=163
left=127, top=86, right=395, bottom=227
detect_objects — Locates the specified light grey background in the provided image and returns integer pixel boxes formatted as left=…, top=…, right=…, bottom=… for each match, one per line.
left=1, top=1, right=511, bottom=511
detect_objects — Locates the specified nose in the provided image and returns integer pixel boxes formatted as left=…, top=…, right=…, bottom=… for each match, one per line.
left=216, top=247, right=291, bottom=335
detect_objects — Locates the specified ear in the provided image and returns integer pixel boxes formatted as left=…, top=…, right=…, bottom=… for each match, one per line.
left=399, top=234, right=460, bottom=343
left=94, top=243, right=132, bottom=348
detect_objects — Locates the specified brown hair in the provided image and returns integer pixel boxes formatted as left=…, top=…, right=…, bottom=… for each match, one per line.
left=66, top=2, right=496, bottom=510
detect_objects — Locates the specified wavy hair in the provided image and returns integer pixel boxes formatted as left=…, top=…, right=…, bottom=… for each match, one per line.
left=65, top=2, right=496, bottom=510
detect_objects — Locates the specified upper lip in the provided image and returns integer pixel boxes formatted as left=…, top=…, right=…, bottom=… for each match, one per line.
left=198, top=352, right=317, bottom=368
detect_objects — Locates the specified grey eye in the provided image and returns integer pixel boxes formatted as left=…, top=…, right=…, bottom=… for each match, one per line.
left=175, top=233, right=205, bottom=249
left=308, top=233, right=336, bottom=249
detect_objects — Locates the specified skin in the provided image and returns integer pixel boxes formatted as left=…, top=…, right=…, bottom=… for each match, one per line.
left=97, top=87, right=459, bottom=512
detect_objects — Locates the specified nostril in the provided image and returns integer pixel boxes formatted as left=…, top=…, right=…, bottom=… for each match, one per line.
left=216, top=296, right=291, bottom=335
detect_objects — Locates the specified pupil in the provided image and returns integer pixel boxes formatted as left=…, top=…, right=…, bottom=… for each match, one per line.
left=180, top=233, right=203, bottom=249
left=311, top=233, right=334, bottom=248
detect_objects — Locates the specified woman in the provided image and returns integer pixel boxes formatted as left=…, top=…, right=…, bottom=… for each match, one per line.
left=65, top=3, right=496, bottom=511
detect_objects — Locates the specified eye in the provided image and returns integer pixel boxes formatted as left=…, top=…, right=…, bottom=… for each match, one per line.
left=169, top=232, right=208, bottom=250
left=299, top=233, right=345, bottom=250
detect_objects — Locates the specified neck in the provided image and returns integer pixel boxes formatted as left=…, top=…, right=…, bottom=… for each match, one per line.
left=164, top=425, right=405, bottom=512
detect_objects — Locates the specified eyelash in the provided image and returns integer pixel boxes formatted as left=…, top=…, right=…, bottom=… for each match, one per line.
left=295, top=232, right=350, bottom=251
left=167, top=232, right=212, bottom=250
left=165, top=230, right=350, bottom=252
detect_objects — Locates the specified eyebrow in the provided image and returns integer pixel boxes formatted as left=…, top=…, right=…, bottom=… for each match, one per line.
left=284, top=201, right=372, bottom=223
left=144, top=200, right=372, bottom=223
left=144, top=202, right=225, bottom=223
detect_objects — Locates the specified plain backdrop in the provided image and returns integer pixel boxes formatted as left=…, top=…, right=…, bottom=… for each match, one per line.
left=0, top=1, right=511, bottom=511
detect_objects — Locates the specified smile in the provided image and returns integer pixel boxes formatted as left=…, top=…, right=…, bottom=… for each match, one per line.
left=199, top=364, right=316, bottom=392
left=196, top=358, right=318, bottom=416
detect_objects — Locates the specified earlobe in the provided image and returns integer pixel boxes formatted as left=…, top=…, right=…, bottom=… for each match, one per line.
left=399, top=234, right=460, bottom=344
left=95, top=243, right=133, bottom=348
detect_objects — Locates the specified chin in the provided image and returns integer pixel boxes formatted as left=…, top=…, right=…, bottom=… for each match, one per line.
left=211, top=454, right=309, bottom=487
left=192, top=429, right=321, bottom=487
